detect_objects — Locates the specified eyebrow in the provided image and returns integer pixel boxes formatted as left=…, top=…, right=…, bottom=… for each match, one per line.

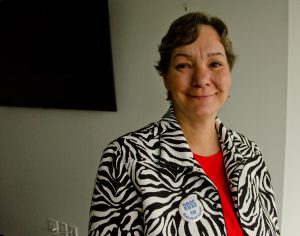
left=172, top=52, right=192, bottom=59
left=207, top=52, right=226, bottom=57
left=172, top=51, right=226, bottom=59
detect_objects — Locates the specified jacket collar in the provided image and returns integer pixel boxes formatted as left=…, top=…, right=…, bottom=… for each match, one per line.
left=158, top=106, right=252, bottom=170
left=158, top=106, right=195, bottom=169
left=158, top=106, right=260, bottom=212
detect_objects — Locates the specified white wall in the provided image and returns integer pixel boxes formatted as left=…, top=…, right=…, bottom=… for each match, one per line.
left=0, top=1, right=287, bottom=235
left=281, top=0, right=300, bottom=235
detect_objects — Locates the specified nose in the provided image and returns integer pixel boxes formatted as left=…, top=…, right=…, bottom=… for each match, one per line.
left=191, top=66, right=211, bottom=88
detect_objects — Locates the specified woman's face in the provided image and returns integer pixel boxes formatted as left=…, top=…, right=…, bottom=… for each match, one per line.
left=164, top=25, right=231, bottom=123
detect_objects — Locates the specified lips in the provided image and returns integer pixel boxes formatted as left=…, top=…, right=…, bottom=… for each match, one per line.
left=186, top=93, right=216, bottom=98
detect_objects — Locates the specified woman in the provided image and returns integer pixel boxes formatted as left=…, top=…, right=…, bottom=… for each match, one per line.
left=89, top=12, right=280, bottom=236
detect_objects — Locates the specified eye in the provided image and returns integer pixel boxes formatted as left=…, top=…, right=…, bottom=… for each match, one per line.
left=209, top=61, right=223, bottom=68
left=175, top=63, right=192, bottom=71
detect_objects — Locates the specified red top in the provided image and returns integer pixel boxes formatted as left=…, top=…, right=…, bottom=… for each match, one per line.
left=194, top=151, right=244, bottom=236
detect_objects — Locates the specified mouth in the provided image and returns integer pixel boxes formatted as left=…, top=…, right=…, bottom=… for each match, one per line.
left=186, top=93, right=217, bottom=99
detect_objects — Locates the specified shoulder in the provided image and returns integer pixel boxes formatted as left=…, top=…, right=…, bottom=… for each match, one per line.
left=216, top=118, right=262, bottom=158
left=114, top=121, right=159, bottom=146
left=231, top=129, right=262, bottom=156
left=102, top=121, right=160, bottom=160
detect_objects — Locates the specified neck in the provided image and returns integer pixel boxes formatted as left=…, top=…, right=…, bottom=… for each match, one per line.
left=176, top=113, right=220, bottom=156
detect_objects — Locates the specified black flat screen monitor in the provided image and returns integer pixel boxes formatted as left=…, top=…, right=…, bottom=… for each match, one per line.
left=0, top=0, right=117, bottom=111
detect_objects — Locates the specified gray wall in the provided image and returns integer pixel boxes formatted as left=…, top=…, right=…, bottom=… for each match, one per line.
left=0, top=1, right=287, bottom=235
left=281, top=0, right=300, bottom=235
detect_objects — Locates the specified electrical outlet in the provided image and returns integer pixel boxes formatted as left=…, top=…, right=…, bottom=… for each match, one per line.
left=48, top=218, right=59, bottom=234
left=68, top=225, right=78, bottom=236
left=58, top=222, right=68, bottom=235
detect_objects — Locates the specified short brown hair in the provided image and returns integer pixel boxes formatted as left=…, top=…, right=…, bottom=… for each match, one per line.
left=155, top=12, right=237, bottom=78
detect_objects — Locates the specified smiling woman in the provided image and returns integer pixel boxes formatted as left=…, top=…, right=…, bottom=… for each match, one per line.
left=89, top=12, right=280, bottom=236
left=164, top=25, right=232, bottom=131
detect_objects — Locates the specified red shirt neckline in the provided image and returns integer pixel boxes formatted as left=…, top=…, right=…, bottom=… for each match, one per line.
left=194, top=151, right=244, bottom=236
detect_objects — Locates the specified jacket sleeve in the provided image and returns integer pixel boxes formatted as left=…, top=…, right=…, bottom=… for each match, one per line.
left=88, top=142, right=144, bottom=236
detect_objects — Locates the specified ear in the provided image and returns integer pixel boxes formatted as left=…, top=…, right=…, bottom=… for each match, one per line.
left=163, top=75, right=170, bottom=90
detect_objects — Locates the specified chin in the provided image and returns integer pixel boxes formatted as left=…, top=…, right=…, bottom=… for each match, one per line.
left=191, top=107, right=218, bottom=119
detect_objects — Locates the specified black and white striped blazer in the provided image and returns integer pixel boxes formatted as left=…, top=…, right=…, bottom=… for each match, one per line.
left=89, top=106, right=280, bottom=236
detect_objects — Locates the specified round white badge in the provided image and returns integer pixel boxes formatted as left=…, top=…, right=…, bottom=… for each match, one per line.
left=179, top=195, right=204, bottom=222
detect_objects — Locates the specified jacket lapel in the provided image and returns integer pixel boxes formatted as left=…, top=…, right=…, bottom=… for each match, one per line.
left=158, top=106, right=195, bottom=169
left=216, top=118, right=249, bottom=212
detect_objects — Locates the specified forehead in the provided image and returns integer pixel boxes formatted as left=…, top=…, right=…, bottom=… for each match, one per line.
left=172, top=25, right=225, bottom=56
left=198, top=25, right=222, bottom=41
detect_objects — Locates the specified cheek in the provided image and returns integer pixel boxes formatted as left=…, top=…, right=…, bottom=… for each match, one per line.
left=164, top=78, right=176, bottom=92
left=164, top=74, right=188, bottom=92
left=216, top=72, right=231, bottom=91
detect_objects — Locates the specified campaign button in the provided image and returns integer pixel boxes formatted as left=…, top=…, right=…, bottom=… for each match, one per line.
left=179, top=195, right=204, bottom=222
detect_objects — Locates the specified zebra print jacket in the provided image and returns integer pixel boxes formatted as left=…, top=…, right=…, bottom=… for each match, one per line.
left=89, top=107, right=280, bottom=236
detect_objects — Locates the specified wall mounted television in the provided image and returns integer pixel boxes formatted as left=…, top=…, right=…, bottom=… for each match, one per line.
left=0, top=0, right=117, bottom=111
